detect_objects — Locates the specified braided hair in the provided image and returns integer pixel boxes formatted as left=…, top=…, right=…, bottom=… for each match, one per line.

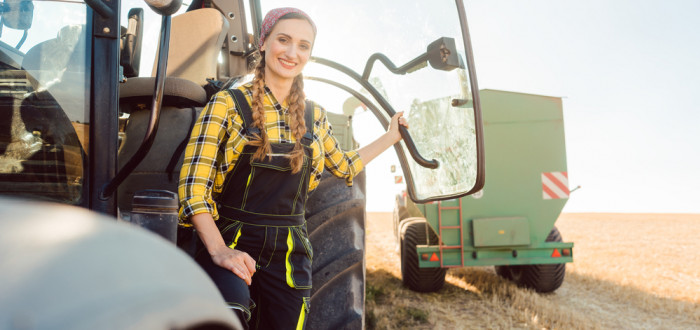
left=247, top=12, right=313, bottom=174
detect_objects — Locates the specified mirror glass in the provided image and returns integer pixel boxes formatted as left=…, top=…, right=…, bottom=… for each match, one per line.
left=1, top=0, right=34, bottom=30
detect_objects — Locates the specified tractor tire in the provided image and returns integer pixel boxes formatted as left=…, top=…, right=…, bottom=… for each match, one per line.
left=305, top=171, right=366, bottom=330
left=392, top=194, right=409, bottom=250
left=495, top=227, right=566, bottom=293
left=400, top=218, right=446, bottom=293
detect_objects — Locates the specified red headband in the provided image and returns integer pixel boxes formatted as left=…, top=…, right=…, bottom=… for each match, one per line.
left=259, top=7, right=316, bottom=47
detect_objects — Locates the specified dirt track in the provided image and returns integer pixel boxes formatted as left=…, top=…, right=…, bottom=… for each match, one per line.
left=365, top=212, right=700, bottom=329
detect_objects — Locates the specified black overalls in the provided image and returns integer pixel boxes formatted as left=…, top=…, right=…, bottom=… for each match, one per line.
left=195, top=89, right=315, bottom=330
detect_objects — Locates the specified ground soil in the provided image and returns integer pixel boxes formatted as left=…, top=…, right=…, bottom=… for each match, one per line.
left=365, top=212, right=699, bottom=329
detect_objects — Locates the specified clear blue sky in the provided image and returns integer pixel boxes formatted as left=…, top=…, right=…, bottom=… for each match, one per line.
left=465, top=0, right=700, bottom=213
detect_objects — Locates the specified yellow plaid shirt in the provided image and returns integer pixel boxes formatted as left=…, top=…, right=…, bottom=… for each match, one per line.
left=178, top=83, right=364, bottom=222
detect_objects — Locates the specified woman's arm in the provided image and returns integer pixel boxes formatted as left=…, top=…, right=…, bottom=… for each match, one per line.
left=178, top=91, right=255, bottom=284
left=357, top=112, right=408, bottom=165
left=191, top=212, right=256, bottom=285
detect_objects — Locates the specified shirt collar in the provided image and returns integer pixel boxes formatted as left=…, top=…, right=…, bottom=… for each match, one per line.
left=242, top=82, right=289, bottom=114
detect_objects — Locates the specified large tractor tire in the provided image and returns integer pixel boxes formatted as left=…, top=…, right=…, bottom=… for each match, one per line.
left=305, top=171, right=366, bottom=330
left=392, top=193, right=409, bottom=250
left=400, top=217, right=447, bottom=293
left=495, top=227, right=566, bottom=293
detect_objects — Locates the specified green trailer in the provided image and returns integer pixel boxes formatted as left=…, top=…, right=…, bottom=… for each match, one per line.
left=395, top=89, right=574, bottom=293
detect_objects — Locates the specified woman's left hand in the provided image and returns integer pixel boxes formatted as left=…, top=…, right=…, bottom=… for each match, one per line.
left=388, top=111, right=409, bottom=143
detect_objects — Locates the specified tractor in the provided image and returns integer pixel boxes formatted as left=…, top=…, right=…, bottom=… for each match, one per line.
left=0, top=0, right=487, bottom=328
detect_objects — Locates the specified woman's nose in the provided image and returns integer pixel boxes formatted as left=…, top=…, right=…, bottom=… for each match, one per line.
left=285, top=45, right=297, bottom=57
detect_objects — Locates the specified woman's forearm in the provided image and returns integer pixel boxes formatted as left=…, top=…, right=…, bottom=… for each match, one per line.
left=190, top=212, right=228, bottom=255
left=357, top=131, right=400, bottom=165
left=357, top=112, right=406, bottom=165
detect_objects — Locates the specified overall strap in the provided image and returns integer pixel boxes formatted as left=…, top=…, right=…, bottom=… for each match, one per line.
left=302, top=100, right=314, bottom=145
left=227, top=88, right=260, bottom=136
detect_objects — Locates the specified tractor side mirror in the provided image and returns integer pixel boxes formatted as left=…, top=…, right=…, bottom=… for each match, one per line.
left=0, top=0, right=34, bottom=31
left=426, top=37, right=460, bottom=71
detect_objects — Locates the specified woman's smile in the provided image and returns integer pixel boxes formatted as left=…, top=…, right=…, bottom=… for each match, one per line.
left=278, top=57, right=297, bottom=70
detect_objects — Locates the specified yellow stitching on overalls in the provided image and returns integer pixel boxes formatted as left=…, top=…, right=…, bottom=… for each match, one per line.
left=296, top=300, right=307, bottom=330
left=220, top=220, right=239, bottom=235
left=294, top=227, right=313, bottom=261
left=219, top=205, right=305, bottom=217
left=219, top=151, right=253, bottom=193
left=285, top=228, right=295, bottom=288
left=227, top=226, right=243, bottom=249
left=218, top=217, right=308, bottom=228
left=241, top=167, right=255, bottom=209
left=291, top=162, right=308, bottom=214
left=262, top=227, right=277, bottom=268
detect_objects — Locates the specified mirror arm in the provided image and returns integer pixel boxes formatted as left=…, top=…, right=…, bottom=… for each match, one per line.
left=311, top=56, right=438, bottom=169
left=361, top=52, right=428, bottom=81
left=84, top=0, right=114, bottom=19
left=100, top=15, right=172, bottom=199
left=305, top=76, right=390, bottom=128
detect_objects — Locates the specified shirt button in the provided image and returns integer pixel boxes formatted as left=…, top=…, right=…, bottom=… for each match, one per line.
left=280, top=134, right=285, bottom=138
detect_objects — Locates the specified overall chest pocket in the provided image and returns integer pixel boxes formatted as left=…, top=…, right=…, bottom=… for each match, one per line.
left=241, top=152, right=308, bottom=216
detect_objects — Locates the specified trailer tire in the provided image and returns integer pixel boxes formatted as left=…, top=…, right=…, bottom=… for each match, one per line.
left=305, top=171, right=366, bottom=330
left=400, top=218, right=446, bottom=293
left=495, top=227, right=566, bottom=293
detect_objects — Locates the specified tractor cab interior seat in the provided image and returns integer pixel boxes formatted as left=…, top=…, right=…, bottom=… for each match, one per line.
left=118, top=8, right=229, bottom=214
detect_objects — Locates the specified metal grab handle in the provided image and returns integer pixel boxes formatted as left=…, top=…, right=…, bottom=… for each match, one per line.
left=310, top=56, right=438, bottom=169
left=100, top=15, right=172, bottom=200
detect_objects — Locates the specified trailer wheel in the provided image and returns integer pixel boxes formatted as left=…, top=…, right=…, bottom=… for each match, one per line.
left=400, top=218, right=446, bottom=293
left=495, top=227, right=566, bottom=293
left=305, top=171, right=366, bottom=330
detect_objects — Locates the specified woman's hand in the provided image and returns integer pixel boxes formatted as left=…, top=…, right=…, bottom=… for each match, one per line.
left=388, top=111, right=409, bottom=143
left=210, top=245, right=257, bottom=285
left=189, top=213, right=257, bottom=285
left=358, top=111, right=409, bottom=165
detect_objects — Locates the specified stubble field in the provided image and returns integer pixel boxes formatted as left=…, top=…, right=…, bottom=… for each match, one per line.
left=364, top=212, right=700, bottom=329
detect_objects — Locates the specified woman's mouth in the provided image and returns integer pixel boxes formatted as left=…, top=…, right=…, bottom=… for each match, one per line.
left=279, top=58, right=297, bottom=70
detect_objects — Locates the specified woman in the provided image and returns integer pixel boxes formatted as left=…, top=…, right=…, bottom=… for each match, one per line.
left=178, top=7, right=407, bottom=329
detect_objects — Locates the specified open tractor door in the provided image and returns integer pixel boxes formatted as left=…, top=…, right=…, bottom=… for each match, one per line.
left=0, top=0, right=483, bottom=329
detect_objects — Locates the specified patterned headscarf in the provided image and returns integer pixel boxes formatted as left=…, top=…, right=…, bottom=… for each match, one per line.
left=259, top=7, right=317, bottom=48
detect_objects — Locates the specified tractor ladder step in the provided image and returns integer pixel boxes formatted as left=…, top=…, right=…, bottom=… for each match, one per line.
left=437, top=199, right=464, bottom=268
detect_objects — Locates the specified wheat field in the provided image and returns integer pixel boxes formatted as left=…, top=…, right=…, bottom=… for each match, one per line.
left=365, top=212, right=700, bottom=329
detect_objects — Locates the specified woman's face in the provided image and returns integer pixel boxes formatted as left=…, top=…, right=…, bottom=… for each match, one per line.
left=261, top=18, right=315, bottom=84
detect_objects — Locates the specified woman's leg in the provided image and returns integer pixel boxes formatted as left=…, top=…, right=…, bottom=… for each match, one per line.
left=195, top=252, right=252, bottom=328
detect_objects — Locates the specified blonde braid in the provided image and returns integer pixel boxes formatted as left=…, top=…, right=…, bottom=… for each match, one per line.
left=287, top=74, right=307, bottom=173
left=249, top=56, right=272, bottom=161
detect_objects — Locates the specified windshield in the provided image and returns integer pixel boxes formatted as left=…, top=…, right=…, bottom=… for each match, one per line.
left=261, top=0, right=480, bottom=201
left=0, top=0, right=89, bottom=204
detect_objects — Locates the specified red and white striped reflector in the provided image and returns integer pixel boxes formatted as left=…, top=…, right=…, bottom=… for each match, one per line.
left=542, top=172, right=569, bottom=199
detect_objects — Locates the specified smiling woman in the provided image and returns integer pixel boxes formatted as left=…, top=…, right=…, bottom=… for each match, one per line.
left=177, top=6, right=408, bottom=330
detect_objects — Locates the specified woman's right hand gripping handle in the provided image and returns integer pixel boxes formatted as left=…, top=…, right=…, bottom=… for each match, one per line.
left=191, top=213, right=257, bottom=285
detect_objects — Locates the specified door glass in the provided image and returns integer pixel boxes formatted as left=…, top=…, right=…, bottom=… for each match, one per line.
left=0, top=0, right=89, bottom=204
left=261, top=0, right=481, bottom=201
